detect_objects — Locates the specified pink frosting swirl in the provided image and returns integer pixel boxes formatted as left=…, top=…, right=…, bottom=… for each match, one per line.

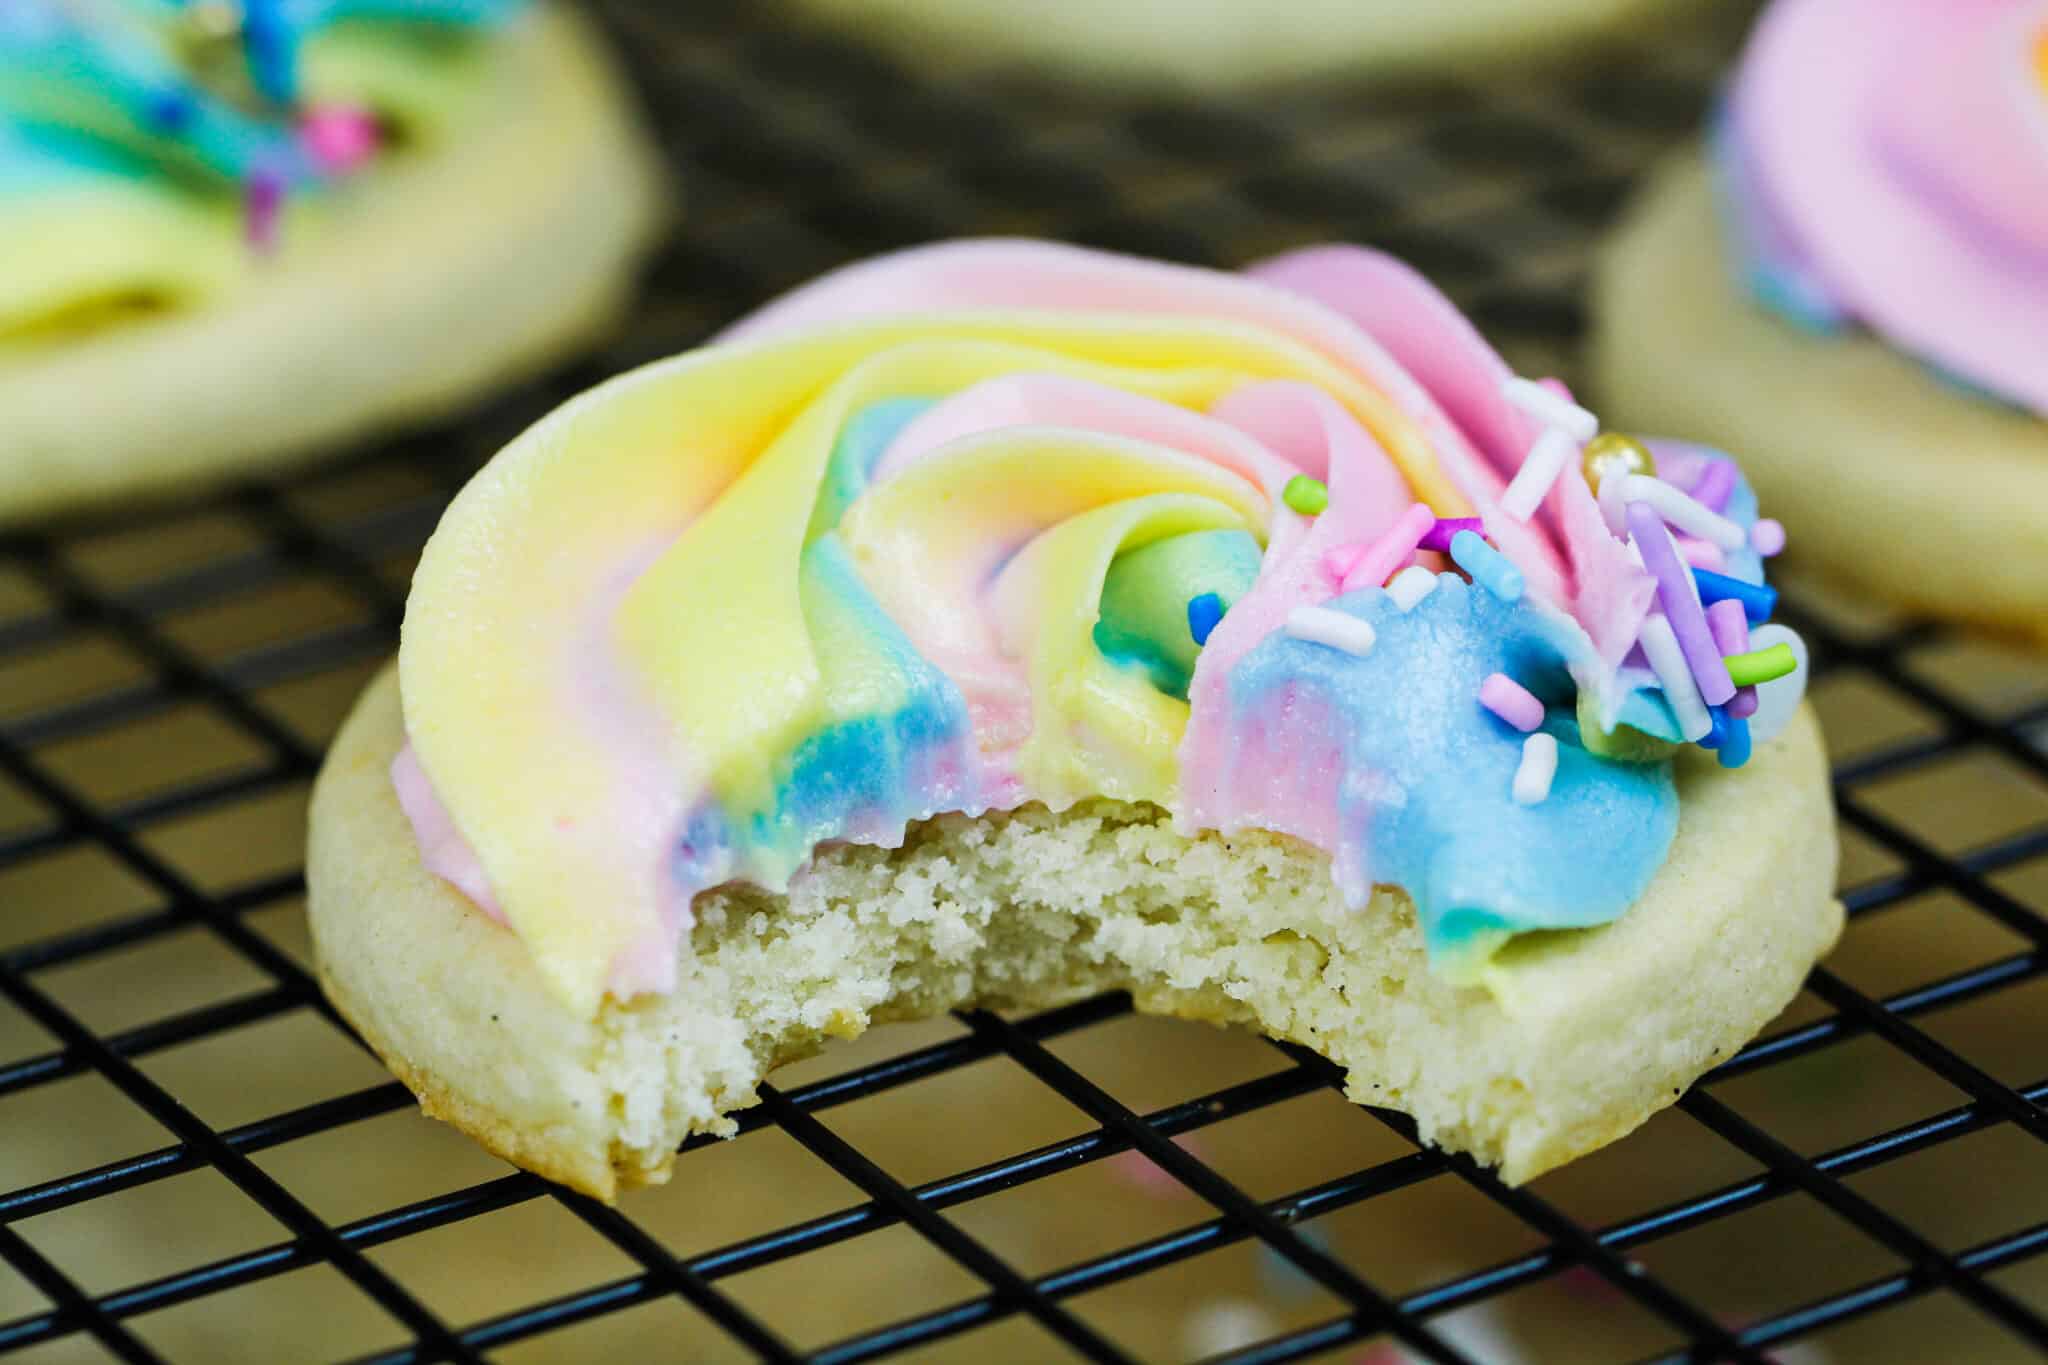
left=1728, top=0, right=2048, bottom=410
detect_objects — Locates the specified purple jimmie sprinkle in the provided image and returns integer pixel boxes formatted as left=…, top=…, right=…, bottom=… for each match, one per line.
left=1688, top=458, right=1738, bottom=514
left=1418, top=516, right=1483, bottom=553
left=1627, top=501, right=1735, bottom=708
left=244, top=167, right=285, bottom=252
left=1707, top=599, right=1760, bottom=718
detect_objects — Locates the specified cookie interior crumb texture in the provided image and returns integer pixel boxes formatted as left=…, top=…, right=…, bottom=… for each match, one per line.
left=310, top=665, right=1842, bottom=1202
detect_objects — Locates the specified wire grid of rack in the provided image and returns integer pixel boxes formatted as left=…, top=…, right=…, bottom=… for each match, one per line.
left=1, top=2, right=2045, bottom=1361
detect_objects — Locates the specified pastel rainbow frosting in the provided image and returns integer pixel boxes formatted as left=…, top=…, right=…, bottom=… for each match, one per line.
left=1715, top=0, right=2048, bottom=413
left=0, top=0, right=526, bottom=339
left=394, top=241, right=1808, bottom=1018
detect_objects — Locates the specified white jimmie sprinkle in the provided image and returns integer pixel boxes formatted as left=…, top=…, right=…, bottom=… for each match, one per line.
left=1500, top=426, right=1578, bottom=522
left=1638, top=611, right=1714, bottom=742
left=1617, top=474, right=1748, bottom=552
left=1385, top=565, right=1439, bottom=612
left=1512, top=732, right=1559, bottom=806
left=1285, top=605, right=1376, bottom=656
left=1501, top=375, right=1599, bottom=441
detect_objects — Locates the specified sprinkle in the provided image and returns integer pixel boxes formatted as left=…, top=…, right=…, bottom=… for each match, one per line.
left=1627, top=503, right=1734, bottom=706
left=1723, top=642, right=1798, bottom=687
left=1639, top=613, right=1713, bottom=742
left=244, top=166, right=284, bottom=252
left=1718, top=715, right=1753, bottom=768
left=1479, top=673, right=1544, bottom=732
left=1449, top=529, right=1524, bottom=602
left=1743, top=624, right=1810, bottom=744
left=1706, top=598, right=1750, bottom=653
left=1385, top=565, right=1438, bottom=612
left=1282, top=474, right=1329, bottom=516
left=146, top=88, right=198, bottom=132
left=1501, top=426, right=1578, bottom=522
left=1418, top=516, right=1484, bottom=552
left=1617, top=474, right=1748, bottom=552
left=301, top=104, right=380, bottom=174
left=1692, top=568, right=1777, bottom=625
left=1340, top=503, right=1436, bottom=593
left=1676, top=537, right=1726, bottom=573
left=1286, top=606, right=1375, bottom=656
left=1698, top=707, right=1729, bottom=750
left=1750, top=518, right=1787, bottom=557
left=1597, top=461, right=1631, bottom=536
left=1186, top=592, right=1225, bottom=646
left=1707, top=599, right=1756, bottom=718
left=1688, top=458, right=1738, bottom=514
left=1512, top=732, right=1559, bottom=805
left=1502, top=376, right=1599, bottom=441
left=1581, top=432, right=1653, bottom=495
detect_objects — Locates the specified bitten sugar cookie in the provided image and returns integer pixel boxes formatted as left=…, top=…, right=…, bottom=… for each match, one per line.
left=0, top=0, right=665, bottom=523
left=1592, top=0, right=2048, bottom=643
left=309, top=241, right=1839, bottom=1201
left=777, top=0, right=1682, bottom=89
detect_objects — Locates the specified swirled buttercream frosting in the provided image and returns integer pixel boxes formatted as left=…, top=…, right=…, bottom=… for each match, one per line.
left=393, top=240, right=1809, bottom=1017
left=0, top=0, right=525, bottom=336
left=1714, top=0, right=2048, bottom=412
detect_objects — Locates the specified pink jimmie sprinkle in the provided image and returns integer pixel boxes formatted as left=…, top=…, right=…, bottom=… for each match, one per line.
left=1418, top=516, right=1484, bottom=553
left=1324, top=543, right=1367, bottom=582
left=1689, top=458, right=1738, bottom=513
left=1708, top=599, right=1759, bottom=718
left=300, top=104, right=380, bottom=173
left=1479, top=673, right=1544, bottom=732
left=1750, top=518, right=1787, bottom=557
left=1627, top=501, right=1735, bottom=707
left=244, top=167, right=284, bottom=251
left=1340, top=503, right=1436, bottom=594
left=1676, top=536, right=1726, bottom=573
left=1706, top=597, right=1750, bottom=653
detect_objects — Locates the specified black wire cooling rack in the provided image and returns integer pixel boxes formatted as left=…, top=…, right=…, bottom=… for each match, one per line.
left=2, top=2, right=2046, bottom=1362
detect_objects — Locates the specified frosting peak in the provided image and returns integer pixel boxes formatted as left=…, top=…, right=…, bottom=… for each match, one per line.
left=394, top=241, right=1803, bottom=1017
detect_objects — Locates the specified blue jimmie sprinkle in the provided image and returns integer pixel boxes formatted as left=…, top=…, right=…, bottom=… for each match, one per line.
left=1449, top=529, right=1523, bottom=602
left=1718, top=714, right=1753, bottom=769
left=1699, top=706, right=1730, bottom=751
left=1186, top=591, right=1225, bottom=647
left=1692, top=568, right=1776, bottom=625
left=145, top=88, right=197, bottom=132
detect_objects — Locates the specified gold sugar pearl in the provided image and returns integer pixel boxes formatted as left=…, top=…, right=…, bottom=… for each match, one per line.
left=1581, top=432, right=1652, bottom=494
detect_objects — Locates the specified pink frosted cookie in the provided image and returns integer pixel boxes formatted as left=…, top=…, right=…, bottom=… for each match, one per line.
left=1593, top=0, right=2048, bottom=642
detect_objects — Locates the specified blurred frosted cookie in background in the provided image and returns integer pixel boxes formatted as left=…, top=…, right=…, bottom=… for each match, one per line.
left=1592, top=0, right=2048, bottom=644
left=0, top=0, right=667, bottom=524
left=775, top=0, right=1687, bottom=89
